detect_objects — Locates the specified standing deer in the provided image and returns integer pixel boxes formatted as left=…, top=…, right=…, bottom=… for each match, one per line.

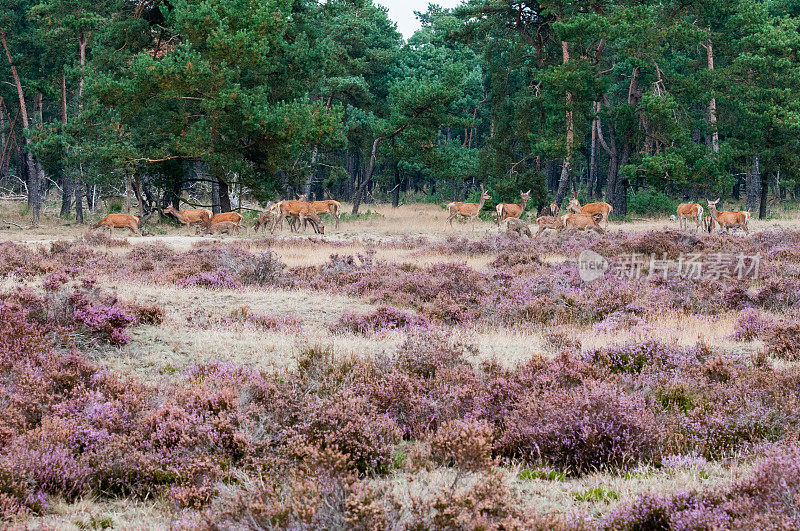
left=676, top=203, right=704, bottom=232
left=706, top=199, right=749, bottom=233
left=567, top=195, right=613, bottom=228
left=446, top=185, right=492, bottom=229
left=163, top=205, right=211, bottom=229
left=91, top=214, right=141, bottom=236
left=496, top=190, right=531, bottom=225
left=253, top=210, right=277, bottom=233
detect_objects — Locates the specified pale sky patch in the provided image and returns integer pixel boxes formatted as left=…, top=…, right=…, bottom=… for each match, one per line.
left=376, top=0, right=462, bottom=40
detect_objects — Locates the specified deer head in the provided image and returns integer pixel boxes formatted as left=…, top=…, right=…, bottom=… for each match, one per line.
left=521, top=190, right=532, bottom=201
left=164, top=205, right=177, bottom=215
left=567, top=198, right=582, bottom=214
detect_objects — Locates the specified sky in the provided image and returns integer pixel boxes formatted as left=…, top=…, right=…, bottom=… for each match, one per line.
left=375, top=0, right=462, bottom=40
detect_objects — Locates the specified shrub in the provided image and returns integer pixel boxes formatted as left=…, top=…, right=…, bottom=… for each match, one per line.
left=330, top=305, right=430, bottom=335
left=429, top=419, right=494, bottom=470
left=497, top=383, right=661, bottom=474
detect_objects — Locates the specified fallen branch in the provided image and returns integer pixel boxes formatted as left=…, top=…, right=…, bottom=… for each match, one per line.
left=1, top=220, right=31, bottom=229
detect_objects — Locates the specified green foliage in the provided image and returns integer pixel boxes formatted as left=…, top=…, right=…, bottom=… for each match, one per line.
left=626, top=189, right=681, bottom=218
left=518, top=468, right=566, bottom=482
left=573, top=487, right=620, bottom=502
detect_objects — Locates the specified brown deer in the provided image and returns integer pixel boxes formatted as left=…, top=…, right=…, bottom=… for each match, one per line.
left=567, top=195, right=613, bottom=228
left=535, top=216, right=563, bottom=237
left=676, top=203, right=704, bottom=232
left=196, top=220, right=240, bottom=236
left=541, top=203, right=559, bottom=217
left=307, top=199, right=341, bottom=228
left=300, top=209, right=325, bottom=234
left=163, top=205, right=211, bottom=229
left=562, top=212, right=605, bottom=234
left=209, top=212, right=244, bottom=227
left=706, top=199, right=749, bottom=233
left=253, top=210, right=277, bottom=233
left=446, top=185, right=492, bottom=229
left=91, top=214, right=141, bottom=236
left=496, top=190, right=531, bottom=225
left=505, top=218, right=532, bottom=238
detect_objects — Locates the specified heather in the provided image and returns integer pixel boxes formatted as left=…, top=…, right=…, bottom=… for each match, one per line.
left=4, top=227, right=800, bottom=527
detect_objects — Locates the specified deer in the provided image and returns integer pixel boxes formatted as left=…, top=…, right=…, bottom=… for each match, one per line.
left=561, top=212, right=605, bottom=234
left=706, top=199, right=749, bottom=233
left=306, top=199, right=341, bottom=229
left=253, top=210, right=277, bottom=233
left=300, top=209, right=325, bottom=234
left=505, top=218, right=532, bottom=238
left=91, top=214, right=141, bottom=236
left=163, top=205, right=211, bottom=229
left=496, top=190, right=531, bottom=225
left=535, top=216, right=564, bottom=237
left=567, top=195, right=613, bottom=228
left=446, top=185, right=492, bottom=229
left=209, top=212, right=244, bottom=227
left=676, top=203, right=704, bottom=232
left=541, top=203, right=559, bottom=217
left=196, top=220, right=240, bottom=236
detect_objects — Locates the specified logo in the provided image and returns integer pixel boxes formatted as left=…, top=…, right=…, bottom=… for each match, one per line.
left=578, top=250, right=608, bottom=282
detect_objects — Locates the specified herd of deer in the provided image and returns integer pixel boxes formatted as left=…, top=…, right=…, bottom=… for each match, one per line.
left=89, top=195, right=339, bottom=237
left=88, top=191, right=750, bottom=239
left=446, top=187, right=612, bottom=238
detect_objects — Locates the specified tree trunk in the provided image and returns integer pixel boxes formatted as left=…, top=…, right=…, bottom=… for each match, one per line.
left=303, top=147, right=319, bottom=198
left=59, top=74, right=72, bottom=217
left=704, top=39, right=719, bottom=153
left=218, top=175, right=232, bottom=213
left=392, top=162, right=401, bottom=208
left=759, top=171, right=768, bottom=219
left=0, top=28, right=39, bottom=222
left=74, top=177, right=84, bottom=223
left=211, top=174, right=221, bottom=214
left=589, top=102, right=599, bottom=199
left=746, top=152, right=760, bottom=213
left=554, top=40, right=574, bottom=206
left=352, top=137, right=382, bottom=214
left=0, top=98, right=6, bottom=184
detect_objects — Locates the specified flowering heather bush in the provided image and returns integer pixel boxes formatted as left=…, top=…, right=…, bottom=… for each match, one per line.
left=497, top=383, right=661, bottom=474
left=77, top=231, right=130, bottom=248
left=175, top=268, right=243, bottom=290
left=0, top=241, right=42, bottom=278
left=606, top=445, right=800, bottom=529
left=330, top=305, right=430, bottom=335
left=429, top=419, right=494, bottom=470
left=584, top=340, right=708, bottom=374
left=732, top=308, right=772, bottom=341
left=70, top=290, right=135, bottom=345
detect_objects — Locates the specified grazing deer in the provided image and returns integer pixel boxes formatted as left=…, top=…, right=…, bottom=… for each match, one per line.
left=446, top=185, right=492, bottom=229
left=196, top=220, right=240, bottom=236
left=253, top=210, right=277, bottom=233
left=676, top=203, right=704, bottom=232
left=300, top=209, right=325, bottom=234
left=706, top=199, right=749, bottom=233
left=562, top=212, right=605, bottom=234
left=307, top=200, right=341, bottom=228
left=91, top=214, right=141, bottom=236
left=535, top=216, right=563, bottom=237
left=567, top=195, right=613, bottom=228
left=163, top=205, right=212, bottom=228
left=496, top=190, right=531, bottom=225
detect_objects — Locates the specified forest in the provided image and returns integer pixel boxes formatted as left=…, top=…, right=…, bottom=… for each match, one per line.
left=0, top=0, right=799, bottom=222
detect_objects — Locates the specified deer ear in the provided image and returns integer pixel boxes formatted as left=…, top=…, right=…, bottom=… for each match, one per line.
left=526, top=189, right=531, bottom=195
left=715, top=198, right=720, bottom=204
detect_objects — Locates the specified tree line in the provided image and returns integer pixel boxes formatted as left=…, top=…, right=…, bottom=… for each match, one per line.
left=0, top=0, right=798, bottom=223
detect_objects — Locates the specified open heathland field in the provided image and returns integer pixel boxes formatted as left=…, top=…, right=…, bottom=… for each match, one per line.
left=4, top=202, right=800, bottom=529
